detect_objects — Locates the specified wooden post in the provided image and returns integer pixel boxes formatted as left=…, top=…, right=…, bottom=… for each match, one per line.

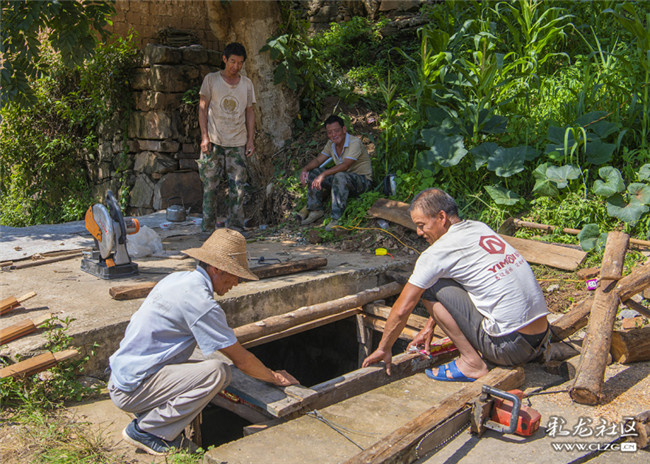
left=0, top=349, right=79, bottom=379
left=610, top=327, right=650, bottom=363
left=355, top=313, right=372, bottom=368
left=0, top=313, right=53, bottom=345
left=184, top=413, right=202, bottom=448
left=234, top=282, right=403, bottom=344
left=343, top=367, right=525, bottom=464
left=570, top=232, right=629, bottom=405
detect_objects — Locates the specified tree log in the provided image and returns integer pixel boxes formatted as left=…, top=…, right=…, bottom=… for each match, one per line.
left=0, top=349, right=79, bottom=379
left=615, top=260, right=650, bottom=300
left=343, top=367, right=525, bottom=464
left=550, top=298, right=592, bottom=342
left=233, top=282, right=403, bottom=344
left=551, top=260, right=650, bottom=342
left=611, top=327, right=650, bottom=363
left=251, top=257, right=327, bottom=279
left=570, top=232, right=629, bottom=405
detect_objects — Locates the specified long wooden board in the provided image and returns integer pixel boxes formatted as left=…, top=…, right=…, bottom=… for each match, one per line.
left=344, top=366, right=525, bottom=464
left=368, top=198, right=587, bottom=271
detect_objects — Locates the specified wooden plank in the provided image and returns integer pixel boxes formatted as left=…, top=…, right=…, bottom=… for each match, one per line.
left=363, top=315, right=421, bottom=341
left=611, top=327, right=650, bottom=364
left=109, top=282, right=157, bottom=300
left=363, top=303, right=448, bottom=338
left=499, top=234, right=586, bottom=271
left=571, top=231, right=629, bottom=405
left=0, top=349, right=79, bottom=379
left=0, top=313, right=52, bottom=345
left=11, top=252, right=83, bottom=269
left=304, top=347, right=458, bottom=417
left=0, top=291, right=37, bottom=315
left=251, top=257, right=327, bottom=279
left=368, top=198, right=415, bottom=230
left=367, top=198, right=587, bottom=270
left=234, top=282, right=403, bottom=344
left=343, top=366, right=525, bottom=464
left=242, top=308, right=361, bottom=349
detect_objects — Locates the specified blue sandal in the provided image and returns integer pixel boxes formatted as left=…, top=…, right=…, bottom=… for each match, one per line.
left=425, top=360, right=476, bottom=382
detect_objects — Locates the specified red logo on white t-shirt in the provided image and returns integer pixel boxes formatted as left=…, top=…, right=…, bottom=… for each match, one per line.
left=479, top=235, right=507, bottom=254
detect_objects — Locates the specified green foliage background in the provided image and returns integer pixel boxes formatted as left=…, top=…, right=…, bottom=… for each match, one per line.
left=264, top=0, right=650, bottom=245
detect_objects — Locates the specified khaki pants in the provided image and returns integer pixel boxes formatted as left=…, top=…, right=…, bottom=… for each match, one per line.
left=108, top=359, right=231, bottom=441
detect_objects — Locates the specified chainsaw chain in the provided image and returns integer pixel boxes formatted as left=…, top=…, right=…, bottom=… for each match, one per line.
left=415, top=415, right=470, bottom=460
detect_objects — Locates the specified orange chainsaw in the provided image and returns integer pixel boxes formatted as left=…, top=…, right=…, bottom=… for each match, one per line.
left=81, top=190, right=140, bottom=279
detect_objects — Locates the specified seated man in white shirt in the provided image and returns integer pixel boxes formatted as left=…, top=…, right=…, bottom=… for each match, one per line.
left=108, top=228, right=298, bottom=455
left=362, top=188, right=550, bottom=381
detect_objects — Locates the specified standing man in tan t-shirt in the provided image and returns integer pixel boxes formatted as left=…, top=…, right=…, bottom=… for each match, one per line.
left=298, top=115, right=373, bottom=230
left=198, top=42, right=255, bottom=232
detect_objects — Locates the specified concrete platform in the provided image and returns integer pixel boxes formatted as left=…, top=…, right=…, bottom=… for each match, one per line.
left=0, top=222, right=413, bottom=376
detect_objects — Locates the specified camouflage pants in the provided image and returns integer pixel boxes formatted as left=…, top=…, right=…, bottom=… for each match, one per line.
left=306, top=168, right=372, bottom=219
left=197, top=145, right=248, bottom=232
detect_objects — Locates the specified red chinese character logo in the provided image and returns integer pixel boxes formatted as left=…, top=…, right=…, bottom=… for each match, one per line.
left=479, top=235, right=507, bottom=254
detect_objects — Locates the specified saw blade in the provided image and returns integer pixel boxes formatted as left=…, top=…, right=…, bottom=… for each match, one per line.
left=92, top=204, right=114, bottom=259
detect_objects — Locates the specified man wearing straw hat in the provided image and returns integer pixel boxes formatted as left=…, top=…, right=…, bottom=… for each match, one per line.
left=108, top=229, right=298, bottom=455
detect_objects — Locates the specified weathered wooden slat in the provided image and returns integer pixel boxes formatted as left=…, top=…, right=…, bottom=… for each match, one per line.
left=343, top=366, right=525, bottom=464
left=109, top=282, right=157, bottom=300
left=0, top=291, right=37, bottom=315
left=0, top=313, right=52, bottom=345
left=0, top=349, right=79, bottom=379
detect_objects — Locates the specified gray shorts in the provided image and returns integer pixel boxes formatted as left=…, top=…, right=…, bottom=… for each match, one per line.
left=422, top=279, right=549, bottom=366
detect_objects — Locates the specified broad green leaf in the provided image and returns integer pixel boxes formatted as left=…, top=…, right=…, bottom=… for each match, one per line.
left=606, top=195, right=649, bottom=225
left=480, top=114, right=508, bottom=134
left=587, top=120, right=619, bottom=140
left=592, top=166, right=625, bottom=197
left=585, top=140, right=616, bottom=165
left=629, top=183, right=650, bottom=205
left=487, top=146, right=531, bottom=177
left=532, top=163, right=560, bottom=197
left=577, top=223, right=601, bottom=251
left=574, top=111, right=609, bottom=127
left=484, top=185, right=521, bottom=206
left=420, top=129, right=467, bottom=167
left=470, top=142, right=498, bottom=170
left=638, top=164, right=650, bottom=181
left=545, top=164, right=581, bottom=188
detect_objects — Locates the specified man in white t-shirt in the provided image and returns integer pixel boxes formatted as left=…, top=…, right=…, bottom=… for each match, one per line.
left=362, top=189, right=550, bottom=381
left=198, top=42, right=256, bottom=232
left=108, top=229, right=298, bottom=455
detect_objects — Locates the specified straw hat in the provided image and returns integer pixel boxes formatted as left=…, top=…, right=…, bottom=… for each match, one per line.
left=183, top=228, right=259, bottom=281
